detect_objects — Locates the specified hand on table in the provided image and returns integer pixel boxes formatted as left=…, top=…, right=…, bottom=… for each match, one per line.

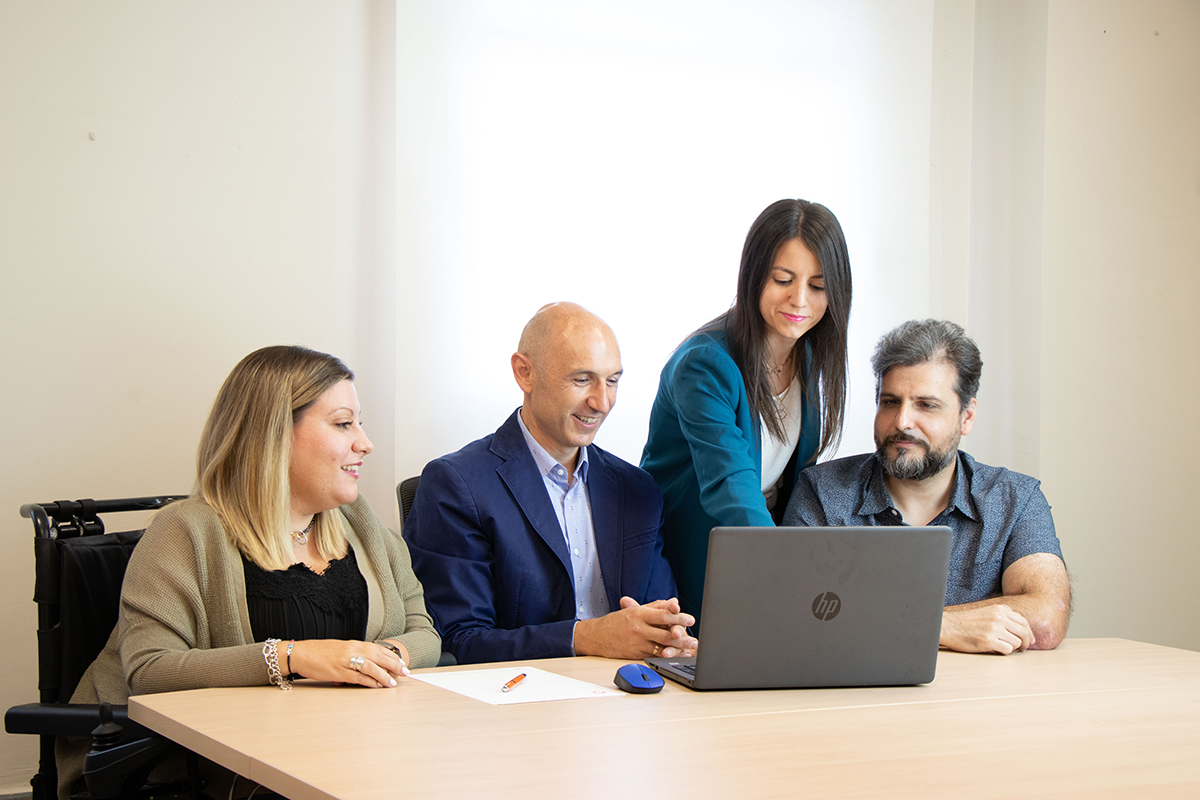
left=573, top=596, right=698, bottom=660
left=283, top=639, right=409, bottom=688
left=940, top=604, right=1034, bottom=655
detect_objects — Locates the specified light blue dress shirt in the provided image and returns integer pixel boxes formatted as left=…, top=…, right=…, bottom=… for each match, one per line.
left=517, top=411, right=610, bottom=621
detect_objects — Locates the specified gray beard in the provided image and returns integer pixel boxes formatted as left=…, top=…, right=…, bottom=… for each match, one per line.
left=876, top=437, right=957, bottom=481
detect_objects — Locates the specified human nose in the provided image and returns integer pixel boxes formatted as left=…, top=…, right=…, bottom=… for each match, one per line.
left=355, top=426, right=374, bottom=455
left=894, top=401, right=915, bottom=430
left=589, top=382, right=614, bottom=414
left=792, top=282, right=808, bottom=310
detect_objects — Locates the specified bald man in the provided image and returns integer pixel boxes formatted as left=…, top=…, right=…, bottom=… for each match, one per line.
left=404, top=303, right=696, bottom=664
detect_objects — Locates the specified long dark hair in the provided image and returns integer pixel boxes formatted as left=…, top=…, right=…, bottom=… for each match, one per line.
left=701, top=199, right=852, bottom=459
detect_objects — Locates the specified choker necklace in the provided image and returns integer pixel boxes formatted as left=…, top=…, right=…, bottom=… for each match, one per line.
left=290, top=518, right=314, bottom=546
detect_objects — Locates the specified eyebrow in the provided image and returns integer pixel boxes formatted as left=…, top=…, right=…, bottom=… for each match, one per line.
left=880, top=392, right=945, bottom=403
left=570, top=369, right=624, bottom=379
left=771, top=266, right=824, bottom=279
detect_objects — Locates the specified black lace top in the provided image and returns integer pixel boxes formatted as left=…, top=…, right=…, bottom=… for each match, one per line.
left=243, top=546, right=369, bottom=642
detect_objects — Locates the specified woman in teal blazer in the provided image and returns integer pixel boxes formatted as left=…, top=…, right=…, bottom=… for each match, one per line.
left=640, top=199, right=853, bottom=621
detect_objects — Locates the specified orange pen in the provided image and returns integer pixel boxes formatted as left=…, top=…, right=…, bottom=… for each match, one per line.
left=501, top=673, right=527, bottom=692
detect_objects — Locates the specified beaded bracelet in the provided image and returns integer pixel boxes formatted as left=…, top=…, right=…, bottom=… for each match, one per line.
left=263, top=638, right=292, bottom=690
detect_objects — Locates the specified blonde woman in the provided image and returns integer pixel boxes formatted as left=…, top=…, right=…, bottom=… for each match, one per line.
left=60, top=346, right=440, bottom=797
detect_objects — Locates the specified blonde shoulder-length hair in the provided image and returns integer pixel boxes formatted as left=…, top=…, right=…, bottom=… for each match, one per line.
left=196, top=345, right=354, bottom=571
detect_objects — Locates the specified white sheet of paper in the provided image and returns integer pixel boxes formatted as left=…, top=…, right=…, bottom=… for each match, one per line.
left=412, top=665, right=623, bottom=705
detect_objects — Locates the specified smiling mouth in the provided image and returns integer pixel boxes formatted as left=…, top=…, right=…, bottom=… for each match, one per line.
left=574, top=414, right=601, bottom=427
left=782, top=313, right=808, bottom=323
left=341, top=465, right=360, bottom=477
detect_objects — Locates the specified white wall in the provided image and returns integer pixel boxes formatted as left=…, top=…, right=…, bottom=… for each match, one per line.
left=1040, top=0, right=1200, bottom=649
left=0, top=1, right=396, bottom=790
left=2, top=0, right=1198, bottom=793
left=394, top=0, right=939, bottom=477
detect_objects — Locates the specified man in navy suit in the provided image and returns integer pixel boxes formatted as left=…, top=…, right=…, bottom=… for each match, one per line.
left=404, top=302, right=697, bottom=664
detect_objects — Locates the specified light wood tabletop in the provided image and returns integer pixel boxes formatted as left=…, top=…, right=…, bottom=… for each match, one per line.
left=129, top=638, right=1200, bottom=799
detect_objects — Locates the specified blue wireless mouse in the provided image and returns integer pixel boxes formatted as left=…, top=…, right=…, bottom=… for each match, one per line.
left=614, top=663, right=665, bottom=694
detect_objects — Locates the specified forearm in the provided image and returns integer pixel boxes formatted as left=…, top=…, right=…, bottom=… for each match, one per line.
left=388, top=626, right=442, bottom=668
left=125, top=637, right=267, bottom=695
left=449, top=619, right=577, bottom=665
left=945, top=591, right=1069, bottom=650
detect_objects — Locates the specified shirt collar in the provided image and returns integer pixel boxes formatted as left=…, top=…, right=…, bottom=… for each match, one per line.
left=945, top=451, right=977, bottom=520
left=516, top=408, right=589, bottom=487
left=859, top=451, right=974, bottom=520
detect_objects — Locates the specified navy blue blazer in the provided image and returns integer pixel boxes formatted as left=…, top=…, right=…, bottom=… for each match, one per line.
left=403, top=409, right=677, bottom=665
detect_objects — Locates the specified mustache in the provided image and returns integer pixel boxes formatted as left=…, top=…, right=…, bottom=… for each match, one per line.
left=884, top=432, right=930, bottom=448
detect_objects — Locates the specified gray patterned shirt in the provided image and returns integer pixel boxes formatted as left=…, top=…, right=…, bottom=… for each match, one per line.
left=781, top=451, right=1064, bottom=605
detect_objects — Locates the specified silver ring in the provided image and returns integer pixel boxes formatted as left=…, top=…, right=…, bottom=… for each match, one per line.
left=350, top=656, right=365, bottom=671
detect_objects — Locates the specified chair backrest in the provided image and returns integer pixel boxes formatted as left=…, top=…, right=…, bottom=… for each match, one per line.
left=23, top=497, right=185, bottom=704
left=397, top=476, right=421, bottom=526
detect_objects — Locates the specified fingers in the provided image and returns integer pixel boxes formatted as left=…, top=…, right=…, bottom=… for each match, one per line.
left=634, top=596, right=682, bottom=614
left=347, top=649, right=403, bottom=688
left=643, top=624, right=699, bottom=659
left=291, top=640, right=406, bottom=688
left=374, top=643, right=410, bottom=678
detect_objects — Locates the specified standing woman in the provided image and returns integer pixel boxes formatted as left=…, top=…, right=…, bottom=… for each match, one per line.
left=59, top=346, right=440, bottom=797
left=640, top=199, right=852, bottom=621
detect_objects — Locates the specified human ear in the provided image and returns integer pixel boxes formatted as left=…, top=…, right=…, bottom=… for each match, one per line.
left=959, top=397, right=978, bottom=436
left=511, top=352, right=535, bottom=394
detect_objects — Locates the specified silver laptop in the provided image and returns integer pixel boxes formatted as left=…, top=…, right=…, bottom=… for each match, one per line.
left=647, top=526, right=952, bottom=690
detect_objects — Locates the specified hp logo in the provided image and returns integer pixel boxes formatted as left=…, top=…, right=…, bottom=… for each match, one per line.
left=812, top=592, right=841, bottom=621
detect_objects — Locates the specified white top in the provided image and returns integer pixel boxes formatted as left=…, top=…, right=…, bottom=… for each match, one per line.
left=760, top=376, right=803, bottom=511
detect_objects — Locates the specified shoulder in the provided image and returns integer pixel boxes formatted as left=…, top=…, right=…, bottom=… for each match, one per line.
left=668, top=330, right=736, bottom=369
left=339, top=494, right=389, bottom=538
left=589, top=444, right=663, bottom=514
left=144, top=498, right=223, bottom=546
left=959, top=452, right=1044, bottom=497
left=422, top=424, right=507, bottom=481
left=130, top=498, right=229, bottom=577
left=658, top=330, right=744, bottom=399
left=591, top=444, right=658, bottom=489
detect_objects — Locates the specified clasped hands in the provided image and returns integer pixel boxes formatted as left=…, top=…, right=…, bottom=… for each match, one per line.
left=573, top=596, right=698, bottom=660
left=280, top=639, right=410, bottom=688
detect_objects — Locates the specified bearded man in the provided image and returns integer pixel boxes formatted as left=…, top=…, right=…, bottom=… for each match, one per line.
left=782, top=319, right=1070, bottom=654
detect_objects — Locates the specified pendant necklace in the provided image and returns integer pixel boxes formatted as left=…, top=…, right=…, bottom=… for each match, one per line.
left=291, top=518, right=314, bottom=546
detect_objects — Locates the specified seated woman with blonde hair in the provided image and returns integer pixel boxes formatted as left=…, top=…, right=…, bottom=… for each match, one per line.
left=59, top=345, right=440, bottom=797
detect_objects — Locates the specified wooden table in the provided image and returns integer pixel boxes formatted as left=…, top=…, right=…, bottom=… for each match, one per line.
left=129, top=638, right=1200, bottom=799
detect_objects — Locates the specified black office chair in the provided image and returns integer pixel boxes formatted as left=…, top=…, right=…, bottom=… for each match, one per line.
left=394, top=476, right=457, bottom=668
left=4, top=496, right=201, bottom=800
left=396, top=475, right=421, bottom=526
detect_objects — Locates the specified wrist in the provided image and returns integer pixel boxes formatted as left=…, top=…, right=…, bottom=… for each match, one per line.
left=572, top=618, right=596, bottom=657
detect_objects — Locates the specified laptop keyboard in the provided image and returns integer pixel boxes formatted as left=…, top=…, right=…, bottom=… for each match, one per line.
left=672, top=662, right=696, bottom=677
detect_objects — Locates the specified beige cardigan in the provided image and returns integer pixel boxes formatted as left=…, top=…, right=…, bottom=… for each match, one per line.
left=58, top=494, right=440, bottom=797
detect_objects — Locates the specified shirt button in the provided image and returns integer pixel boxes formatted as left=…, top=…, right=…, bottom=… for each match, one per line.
left=573, top=548, right=580, bottom=555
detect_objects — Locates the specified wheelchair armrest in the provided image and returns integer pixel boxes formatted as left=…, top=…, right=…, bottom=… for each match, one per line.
left=5, top=702, right=155, bottom=739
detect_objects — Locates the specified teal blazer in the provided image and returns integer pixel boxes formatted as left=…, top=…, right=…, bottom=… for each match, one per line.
left=640, top=329, right=819, bottom=622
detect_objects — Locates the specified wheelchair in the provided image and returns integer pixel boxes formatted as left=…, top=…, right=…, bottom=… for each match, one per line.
left=4, top=496, right=202, bottom=800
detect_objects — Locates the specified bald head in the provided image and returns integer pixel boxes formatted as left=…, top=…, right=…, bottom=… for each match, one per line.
left=512, top=302, right=623, bottom=470
left=517, top=302, right=614, bottom=368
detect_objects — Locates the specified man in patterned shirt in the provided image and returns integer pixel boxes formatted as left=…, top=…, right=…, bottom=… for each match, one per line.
left=783, top=319, right=1070, bottom=654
